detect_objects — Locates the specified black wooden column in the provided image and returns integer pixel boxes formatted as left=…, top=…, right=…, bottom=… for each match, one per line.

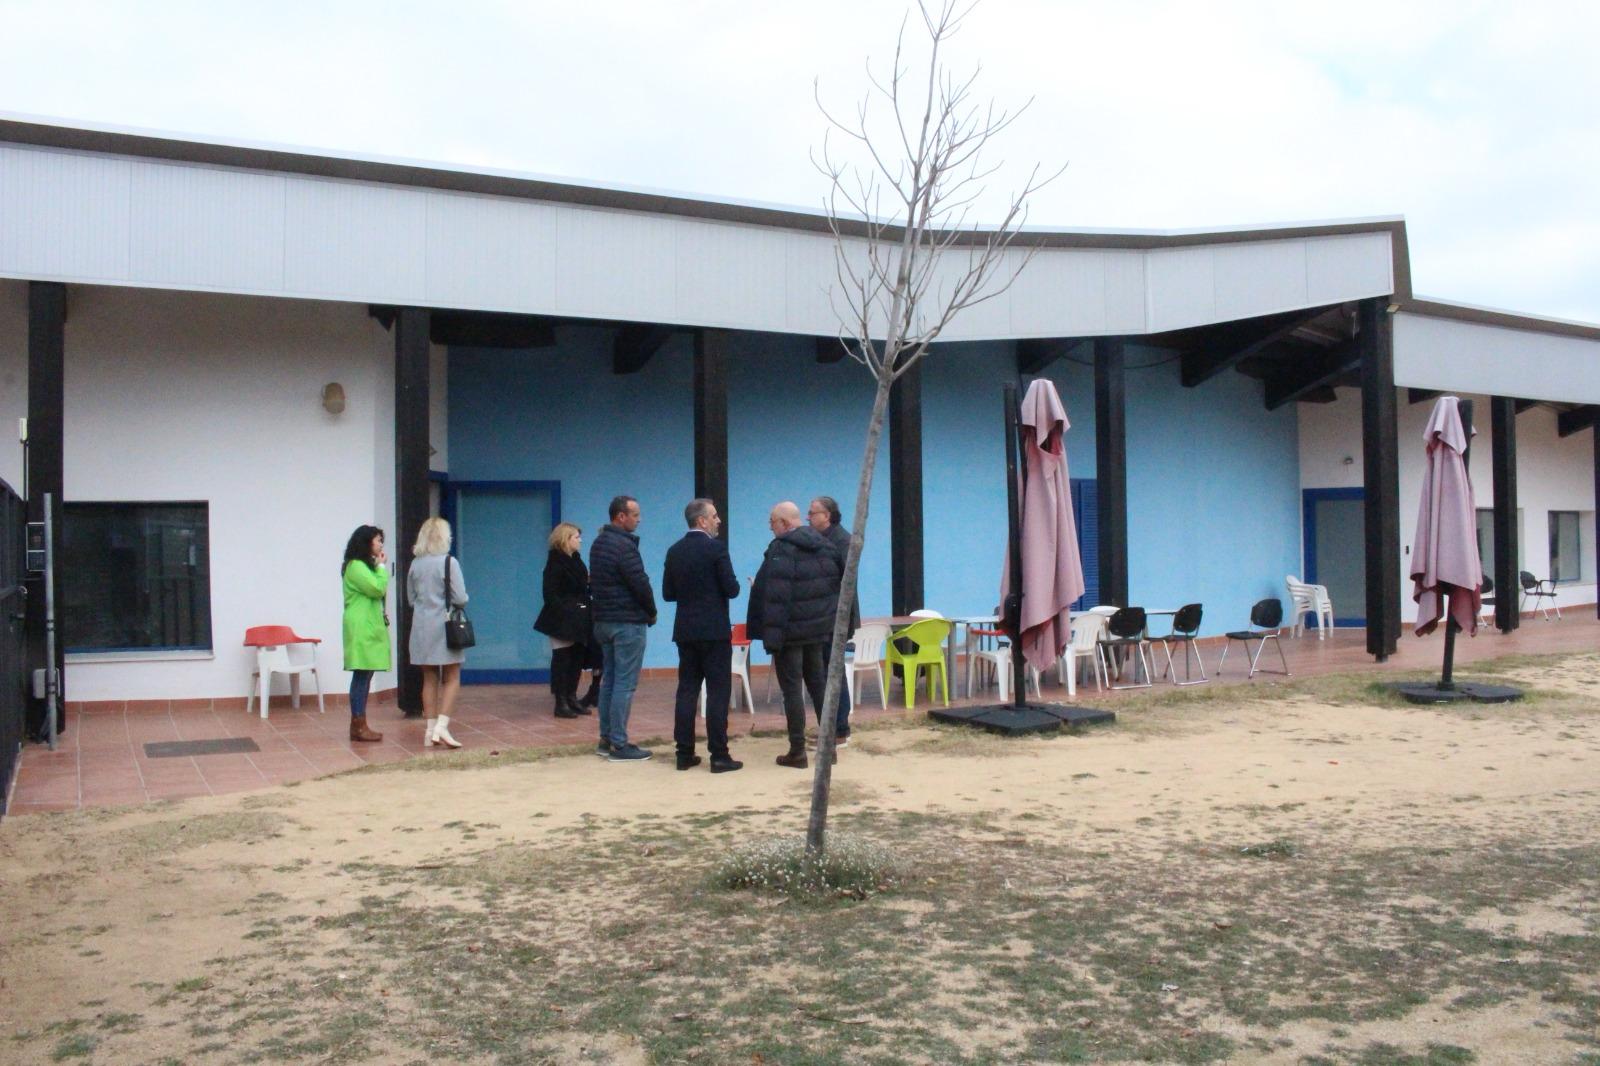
left=25, top=282, right=67, bottom=737
left=1358, top=298, right=1400, bottom=660
left=1593, top=426, right=1599, bottom=621
left=394, top=307, right=431, bottom=716
left=1489, top=396, right=1519, bottom=633
left=888, top=359, right=924, bottom=615
left=1094, top=337, right=1129, bottom=608
left=693, top=329, right=730, bottom=548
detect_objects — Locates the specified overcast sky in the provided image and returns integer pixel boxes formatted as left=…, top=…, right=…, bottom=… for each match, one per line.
left=4, top=0, right=1596, bottom=322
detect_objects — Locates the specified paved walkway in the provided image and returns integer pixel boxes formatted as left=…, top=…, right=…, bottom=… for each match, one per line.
left=7, top=613, right=1596, bottom=814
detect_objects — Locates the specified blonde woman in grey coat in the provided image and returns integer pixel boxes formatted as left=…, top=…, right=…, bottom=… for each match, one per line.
left=407, top=517, right=470, bottom=748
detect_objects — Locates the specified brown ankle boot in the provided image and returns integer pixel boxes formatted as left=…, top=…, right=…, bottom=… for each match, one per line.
left=349, top=716, right=383, bottom=742
left=775, top=748, right=808, bottom=769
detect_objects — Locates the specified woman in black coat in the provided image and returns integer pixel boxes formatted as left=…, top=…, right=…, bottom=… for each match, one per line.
left=534, top=522, right=597, bottom=718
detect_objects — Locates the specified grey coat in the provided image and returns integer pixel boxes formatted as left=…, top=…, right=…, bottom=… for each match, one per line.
left=407, top=553, right=471, bottom=665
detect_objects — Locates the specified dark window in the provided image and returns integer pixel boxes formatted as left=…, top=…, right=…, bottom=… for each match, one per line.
left=1549, top=511, right=1580, bottom=583
left=62, top=502, right=212, bottom=652
left=1475, top=508, right=1494, bottom=575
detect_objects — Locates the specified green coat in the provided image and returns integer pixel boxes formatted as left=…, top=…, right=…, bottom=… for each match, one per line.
left=342, top=561, right=392, bottom=671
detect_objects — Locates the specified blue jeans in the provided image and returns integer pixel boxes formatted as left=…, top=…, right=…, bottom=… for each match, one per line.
left=349, top=670, right=373, bottom=718
left=595, top=621, right=647, bottom=748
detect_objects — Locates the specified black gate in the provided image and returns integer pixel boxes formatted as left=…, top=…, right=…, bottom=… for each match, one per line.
left=0, top=478, right=26, bottom=816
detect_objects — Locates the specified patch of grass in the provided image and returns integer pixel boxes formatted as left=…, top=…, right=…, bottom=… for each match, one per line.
left=1238, top=839, right=1299, bottom=859
left=49, top=1032, right=96, bottom=1061
left=114, top=811, right=283, bottom=862
left=715, top=833, right=908, bottom=899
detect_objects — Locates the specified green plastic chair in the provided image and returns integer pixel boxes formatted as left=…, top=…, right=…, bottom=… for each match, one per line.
left=883, top=618, right=952, bottom=708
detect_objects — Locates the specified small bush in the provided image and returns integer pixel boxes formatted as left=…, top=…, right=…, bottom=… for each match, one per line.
left=715, top=833, right=907, bottom=898
left=1239, top=840, right=1299, bottom=860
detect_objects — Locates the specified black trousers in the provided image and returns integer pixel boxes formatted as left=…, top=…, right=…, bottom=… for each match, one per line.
left=674, top=639, right=732, bottom=758
left=549, top=645, right=583, bottom=700
left=774, top=642, right=826, bottom=749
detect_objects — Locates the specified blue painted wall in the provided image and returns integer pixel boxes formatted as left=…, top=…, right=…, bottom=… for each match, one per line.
left=450, top=330, right=1301, bottom=669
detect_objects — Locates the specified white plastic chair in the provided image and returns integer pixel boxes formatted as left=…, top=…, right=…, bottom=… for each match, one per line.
left=243, top=626, right=325, bottom=718
left=1059, top=613, right=1108, bottom=697
left=1286, top=576, right=1333, bottom=639
left=698, top=627, right=756, bottom=717
left=845, top=623, right=891, bottom=708
left=970, top=642, right=1043, bottom=702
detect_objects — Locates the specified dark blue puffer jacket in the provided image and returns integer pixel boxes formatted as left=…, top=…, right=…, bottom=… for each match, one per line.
left=590, top=525, right=657, bottom=625
left=746, top=526, right=842, bottom=652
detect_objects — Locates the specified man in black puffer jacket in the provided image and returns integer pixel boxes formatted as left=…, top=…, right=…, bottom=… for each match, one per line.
left=747, top=500, right=842, bottom=768
left=589, top=495, right=657, bottom=763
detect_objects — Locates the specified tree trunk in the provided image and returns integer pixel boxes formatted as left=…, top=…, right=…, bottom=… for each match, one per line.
left=806, top=368, right=897, bottom=856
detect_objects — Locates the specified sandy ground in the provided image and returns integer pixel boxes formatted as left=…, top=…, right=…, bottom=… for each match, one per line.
left=2, top=654, right=1598, bottom=1064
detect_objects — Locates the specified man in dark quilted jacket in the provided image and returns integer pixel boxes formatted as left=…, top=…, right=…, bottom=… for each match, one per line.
left=589, top=495, right=657, bottom=762
left=747, top=500, right=841, bottom=768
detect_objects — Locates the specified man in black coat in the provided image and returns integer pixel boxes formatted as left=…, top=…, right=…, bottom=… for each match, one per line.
left=747, top=500, right=842, bottom=768
left=662, top=498, right=743, bottom=773
left=808, top=495, right=859, bottom=745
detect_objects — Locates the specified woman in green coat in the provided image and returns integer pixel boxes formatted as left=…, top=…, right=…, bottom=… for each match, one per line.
left=342, top=525, right=391, bottom=743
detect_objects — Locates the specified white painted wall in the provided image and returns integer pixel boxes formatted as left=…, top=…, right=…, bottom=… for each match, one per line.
left=0, top=279, right=25, bottom=494
left=1396, top=312, right=1600, bottom=406
left=1299, top=389, right=1597, bottom=621
left=0, top=142, right=1398, bottom=342
left=60, top=286, right=401, bottom=701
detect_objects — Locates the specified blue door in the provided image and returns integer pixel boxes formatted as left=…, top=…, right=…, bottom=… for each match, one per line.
left=1302, top=488, right=1365, bottom=626
left=445, top=481, right=561, bottom=684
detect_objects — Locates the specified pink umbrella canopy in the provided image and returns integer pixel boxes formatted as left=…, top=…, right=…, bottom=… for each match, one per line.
left=1000, top=378, right=1086, bottom=672
left=1410, top=396, right=1482, bottom=637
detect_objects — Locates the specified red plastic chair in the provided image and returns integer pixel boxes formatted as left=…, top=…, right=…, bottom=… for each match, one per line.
left=244, top=626, right=324, bottom=718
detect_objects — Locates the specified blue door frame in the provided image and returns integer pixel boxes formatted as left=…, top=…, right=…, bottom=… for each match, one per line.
left=1302, top=487, right=1365, bottom=626
left=441, top=478, right=562, bottom=684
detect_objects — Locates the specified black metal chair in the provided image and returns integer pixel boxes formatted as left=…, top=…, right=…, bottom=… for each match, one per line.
left=1519, top=570, right=1561, bottom=620
left=1096, top=607, right=1152, bottom=690
left=1155, top=603, right=1206, bottom=685
left=1217, top=598, right=1289, bottom=678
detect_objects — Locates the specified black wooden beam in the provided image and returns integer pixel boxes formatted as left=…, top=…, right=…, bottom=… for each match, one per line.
left=1180, top=306, right=1335, bottom=388
left=613, top=324, right=674, bottom=374
left=888, top=359, right=924, bottom=615
left=693, top=330, right=730, bottom=550
left=1490, top=396, right=1519, bottom=633
left=1017, top=337, right=1088, bottom=376
left=815, top=337, right=847, bottom=364
left=1514, top=398, right=1539, bottom=415
left=429, top=311, right=555, bottom=349
left=25, top=281, right=67, bottom=738
left=1594, top=428, right=1599, bottom=621
left=1358, top=298, right=1400, bottom=661
left=1407, top=388, right=1441, bottom=405
left=1263, top=340, right=1361, bottom=411
left=1557, top=405, right=1600, bottom=438
left=394, top=307, right=431, bottom=716
left=1094, top=338, right=1129, bottom=609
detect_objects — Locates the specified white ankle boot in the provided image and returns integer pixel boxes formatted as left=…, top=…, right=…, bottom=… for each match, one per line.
left=433, top=715, right=462, bottom=749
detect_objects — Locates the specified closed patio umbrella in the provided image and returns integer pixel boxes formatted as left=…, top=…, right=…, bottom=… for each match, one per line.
left=1001, top=378, right=1085, bottom=672
left=1397, top=396, right=1520, bottom=704
left=1410, top=396, right=1480, bottom=637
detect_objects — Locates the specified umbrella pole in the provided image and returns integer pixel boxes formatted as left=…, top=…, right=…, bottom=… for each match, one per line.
left=1439, top=400, right=1475, bottom=691
left=1003, top=384, right=1027, bottom=709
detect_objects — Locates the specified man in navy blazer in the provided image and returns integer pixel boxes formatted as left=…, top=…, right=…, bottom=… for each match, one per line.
left=662, top=498, right=743, bottom=772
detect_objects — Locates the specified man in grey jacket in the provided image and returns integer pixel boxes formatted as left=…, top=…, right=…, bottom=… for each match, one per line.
left=589, top=495, right=657, bottom=762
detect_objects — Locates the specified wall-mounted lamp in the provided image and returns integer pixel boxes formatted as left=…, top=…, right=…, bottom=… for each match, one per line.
left=321, top=383, right=346, bottom=415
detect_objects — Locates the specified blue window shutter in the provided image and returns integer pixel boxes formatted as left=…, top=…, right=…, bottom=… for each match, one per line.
left=1073, top=479, right=1099, bottom=611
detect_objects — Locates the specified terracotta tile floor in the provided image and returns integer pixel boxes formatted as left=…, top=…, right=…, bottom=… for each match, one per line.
left=7, top=612, right=1596, bottom=814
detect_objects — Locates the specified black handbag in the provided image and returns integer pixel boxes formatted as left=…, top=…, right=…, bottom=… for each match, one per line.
left=444, top=557, right=476, bottom=650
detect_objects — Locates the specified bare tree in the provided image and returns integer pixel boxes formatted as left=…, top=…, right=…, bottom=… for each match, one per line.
left=805, top=0, right=1058, bottom=855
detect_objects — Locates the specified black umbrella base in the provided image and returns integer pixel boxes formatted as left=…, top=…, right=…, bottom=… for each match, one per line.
left=929, top=703, right=1117, bottom=736
left=1391, top=681, right=1524, bottom=705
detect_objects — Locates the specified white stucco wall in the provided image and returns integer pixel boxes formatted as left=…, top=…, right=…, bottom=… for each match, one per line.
left=1299, top=389, right=1597, bottom=621
left=60, top=286, right=400, bottom=701
left=0, top=279, right=27, bottom=495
